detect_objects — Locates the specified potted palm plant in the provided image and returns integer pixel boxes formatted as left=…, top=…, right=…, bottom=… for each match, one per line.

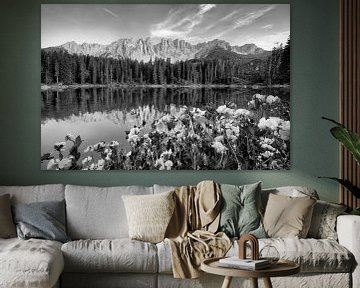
left=320, top=117, right=360, bottom=214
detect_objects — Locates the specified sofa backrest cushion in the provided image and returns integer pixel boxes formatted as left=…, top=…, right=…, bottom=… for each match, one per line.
left=65, top=185, right=154, bottom=239
left=0, top=185, right=65, bottom=204
left=261, top=186, right=319, bottom=213
left=153, top=184, right=176, bottom=194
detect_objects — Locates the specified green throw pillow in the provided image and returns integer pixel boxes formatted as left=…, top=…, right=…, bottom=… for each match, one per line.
left=218, top=182, right=266, bottom=238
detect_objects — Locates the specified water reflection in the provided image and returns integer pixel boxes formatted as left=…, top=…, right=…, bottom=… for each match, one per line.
left=41, top=87, right=289, bottom=160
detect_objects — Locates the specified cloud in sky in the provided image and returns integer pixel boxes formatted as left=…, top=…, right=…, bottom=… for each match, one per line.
left=150, top=4, right=216, bottom=39
left=234, top=5, right=276, bottom=29
left=150, top=4, right=280, bottom=47
left=261, top=24, right=274, bottom=29
left=42, top=4, right=289, bottom=49
left=213, top=5, right=276, bottom=39
left=103, top=8, right=119, bottom=18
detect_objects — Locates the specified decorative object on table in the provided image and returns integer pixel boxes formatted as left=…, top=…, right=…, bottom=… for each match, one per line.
left=320, top=117, right=360, bottom=211
left=40, top=4, right=290, bottom=171
left=218, top=257, right=271, bottom=270
left=238, top=234, right=260, bottom=260
left=259, top=245, right=280, bottom=265
left=216, top=233, right=272, bottom=271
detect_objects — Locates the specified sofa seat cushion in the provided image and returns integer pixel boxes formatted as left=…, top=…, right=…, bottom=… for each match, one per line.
left=157, top=238, right=353, bottom=274
left=62, top=239, right=158, bottom=273
left=231, top=238, right=353, bottom=273
left=0, top=238, right=64, bottom=288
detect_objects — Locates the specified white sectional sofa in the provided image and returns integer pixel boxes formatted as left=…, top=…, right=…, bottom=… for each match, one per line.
left=0, top=184, right=359, bottom=288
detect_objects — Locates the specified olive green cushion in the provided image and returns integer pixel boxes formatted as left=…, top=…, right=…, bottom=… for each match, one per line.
left=218, top=182, right=266, bottom=238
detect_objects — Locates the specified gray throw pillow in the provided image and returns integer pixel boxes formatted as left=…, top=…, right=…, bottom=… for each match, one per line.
left=12, top=200, right=70, bottom=243
left=218, top=182, right=266, bottom=238
left=307, top=200, right=347, bottom=240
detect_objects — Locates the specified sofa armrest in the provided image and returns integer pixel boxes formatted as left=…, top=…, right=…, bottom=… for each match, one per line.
left=337, top=215, right=360, bottom=288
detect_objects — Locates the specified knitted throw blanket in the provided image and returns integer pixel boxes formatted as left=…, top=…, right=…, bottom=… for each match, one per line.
left=165, top=180, right=231, bottom=278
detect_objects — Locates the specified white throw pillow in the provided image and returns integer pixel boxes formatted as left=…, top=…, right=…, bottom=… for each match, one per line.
left=122, top=191, right=175, bottom=243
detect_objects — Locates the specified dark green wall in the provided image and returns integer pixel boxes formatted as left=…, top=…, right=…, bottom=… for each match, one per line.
left=0, top=0, right=340, bottom=202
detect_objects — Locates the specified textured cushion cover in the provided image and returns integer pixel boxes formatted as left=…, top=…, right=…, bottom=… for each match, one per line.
left=218, top=182, right=266, bottom=238
left=307, top=200, right=347, bottom=240
left=263, top=193, right=316, bottom=238
left=122, top=191, right=175, bottom=243
left=62, top=239, right=158, bottom=273
left=0, top=184, right=65, bottom=204
left=0, top=238, right=64, bottom=288
left=158, top=237, right=353, bottom=274
left=65, top=185, right=153, bottom=239
left=12, top=200, right=70, bottom=243
left=0, top=194, right=16, bottom=238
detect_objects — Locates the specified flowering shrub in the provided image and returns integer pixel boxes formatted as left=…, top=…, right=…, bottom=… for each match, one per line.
left=41, top=93, right=290, bottom=170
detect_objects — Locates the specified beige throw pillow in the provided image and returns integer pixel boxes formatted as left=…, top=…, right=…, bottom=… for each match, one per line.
left=263, top=193, right=316, bottom=238
left=0, top=194, right=17, bottom=238
left=122, top=191, right=175, bottom=243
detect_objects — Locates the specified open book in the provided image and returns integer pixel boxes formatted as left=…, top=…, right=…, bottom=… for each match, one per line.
left=218, top=257, right=271, bottom=270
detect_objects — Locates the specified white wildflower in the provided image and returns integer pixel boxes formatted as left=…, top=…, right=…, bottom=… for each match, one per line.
left=248, top=100, right=256, bottom=109
left=47, top=159, right=58, bottom=170
left=253, top=94, right=266, bottom=101
left=211, top=141, right=228, bottom=154
left=216, top=105, right=227, bottom=114
left=261, top=151, right=274, bottom=158
left=266, top=95, right=280, bottom=104
left=164, top=160, right=173, bottom=170
left=97, top=159, right=105, bottom=170
left=58, top=158, right=72, bottom=169
left=258, top=117, right=283, bottom=131
left=234, top=109, right=252, bottom=117
left=84, top=145, right=94, bottom=153
left=109, top=140, right=119, bottom=148
left=93, top=141, right=106, bottom=151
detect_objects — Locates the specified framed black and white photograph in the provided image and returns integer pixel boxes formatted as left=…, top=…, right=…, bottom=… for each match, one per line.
left=41, top=4, right=290, bottom=171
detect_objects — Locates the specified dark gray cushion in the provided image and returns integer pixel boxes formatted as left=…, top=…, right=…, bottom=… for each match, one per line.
left=12, top=200, right=70, bottom=243
left=218, top=182, right=266, bottom=238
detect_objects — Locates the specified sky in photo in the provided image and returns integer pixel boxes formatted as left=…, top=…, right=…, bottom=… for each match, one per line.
left=41, top=4, right=290, bottom=50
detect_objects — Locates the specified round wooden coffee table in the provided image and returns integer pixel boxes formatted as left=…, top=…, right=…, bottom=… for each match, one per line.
left=201, top=257, right=300, bottom=288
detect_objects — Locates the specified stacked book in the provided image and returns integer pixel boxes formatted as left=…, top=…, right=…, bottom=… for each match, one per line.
left=218, top=257, right=271, bottom=270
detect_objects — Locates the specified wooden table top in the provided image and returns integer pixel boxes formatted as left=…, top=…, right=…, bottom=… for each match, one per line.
left=201, top=257, right=300, bottom=278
